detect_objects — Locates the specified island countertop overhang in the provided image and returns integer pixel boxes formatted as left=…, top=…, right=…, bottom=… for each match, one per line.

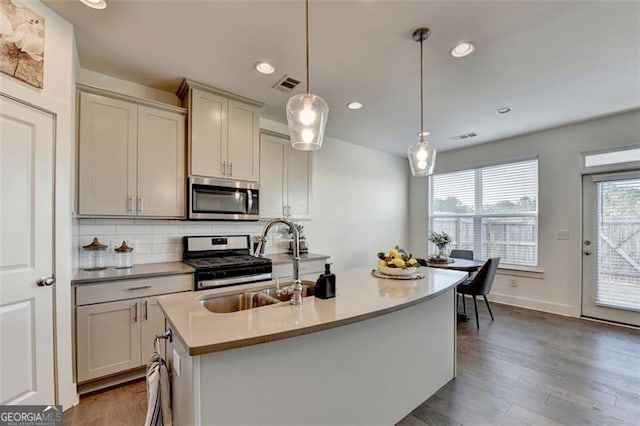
left=158, top=266, right=467, bottom=356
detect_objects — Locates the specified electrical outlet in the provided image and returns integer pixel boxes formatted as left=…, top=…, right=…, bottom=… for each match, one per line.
left=555, top=229, right=570, bottom=240
left=510, top=279, right=518, bottom=288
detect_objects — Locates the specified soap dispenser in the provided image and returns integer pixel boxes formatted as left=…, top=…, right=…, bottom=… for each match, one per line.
left=315, top=263, right=336, bottom=299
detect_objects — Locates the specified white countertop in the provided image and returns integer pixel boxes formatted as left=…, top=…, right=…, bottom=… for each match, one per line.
left=72, top=261, right=194, bottom=284
left=158, top=266, right=466, bottom=355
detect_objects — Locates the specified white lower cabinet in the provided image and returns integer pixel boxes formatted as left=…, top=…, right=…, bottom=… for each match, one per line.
left=76, top=299, right=142, bottom=382
left=75, top=274, right=191, bottom=384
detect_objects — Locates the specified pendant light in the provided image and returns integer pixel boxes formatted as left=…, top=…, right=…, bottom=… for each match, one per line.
left=286, top=0, right=329, bottom=151
left=408, top=28, right=437, bottom=176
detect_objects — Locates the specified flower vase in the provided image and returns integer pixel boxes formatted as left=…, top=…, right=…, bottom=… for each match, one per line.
left=437, top=246, right=447, bottom=259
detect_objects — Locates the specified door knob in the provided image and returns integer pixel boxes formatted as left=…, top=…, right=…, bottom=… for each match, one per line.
left=36, top=276, right=55, bottom=286
left=583, top=250, right=592, bottom=256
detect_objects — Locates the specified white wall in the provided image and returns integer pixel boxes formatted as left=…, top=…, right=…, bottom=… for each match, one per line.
left=410, top=110, right=640, bottom=316
left=77, top=68, right=181, bottom=106
left=0, top=0, right=77, bottom=409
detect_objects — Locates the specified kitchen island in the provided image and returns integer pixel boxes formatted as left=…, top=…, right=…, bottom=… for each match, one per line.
left=158, top=266, right=466, bottom=425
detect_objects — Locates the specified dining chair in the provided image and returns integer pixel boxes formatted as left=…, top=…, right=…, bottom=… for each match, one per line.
left=449, top=249, right=474, bottom=260
left=457, top=257, right=500, bottom=330
left=449, top=249, right=474, bottom=278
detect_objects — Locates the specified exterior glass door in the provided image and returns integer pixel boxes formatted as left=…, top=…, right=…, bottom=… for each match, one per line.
left=582, top=173, right=640, bottom=326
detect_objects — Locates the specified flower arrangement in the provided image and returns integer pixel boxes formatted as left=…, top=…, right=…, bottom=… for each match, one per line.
left=428, top=231, right=451, bottom=257
left=376, top=245, right=419, bottom=269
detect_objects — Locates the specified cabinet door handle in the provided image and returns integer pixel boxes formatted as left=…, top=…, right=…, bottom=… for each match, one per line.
left=129, top=196, right=135, bottom=213
left=133, top=303, right=138, bottom=322
left=283, top=205, right=287, bottom=217
left=144, top=301, right=148, bottom=320
left=138, top=196, right=144, bottom=215
left=288, top=205, right=292, bottom=217
left=229, top=162, right=233, bottom=177
left=221, top=161, right=227, bottom=176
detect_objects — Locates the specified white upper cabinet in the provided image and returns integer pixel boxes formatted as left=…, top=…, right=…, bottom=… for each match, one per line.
left=227, top=100, right=260, bottom=181
left=190, top=90, right=227, bottom=178
left=259, top=132, right=312, bottom=220
left=137, top=106, right=186, bottom=217
left=178, top=79, right=262, bottom=182
left=78, top=92, right=138, bottom=216
left=77, top=88, right=186, bottom=218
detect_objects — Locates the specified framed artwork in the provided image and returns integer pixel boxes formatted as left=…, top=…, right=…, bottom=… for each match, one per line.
left=0, top=0, right=45, bottom=88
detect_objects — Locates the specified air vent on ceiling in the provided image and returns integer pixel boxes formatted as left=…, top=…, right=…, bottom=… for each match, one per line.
left=449, top=132, right=478, bottom=141
left=273, top=75, right=302, bottom=93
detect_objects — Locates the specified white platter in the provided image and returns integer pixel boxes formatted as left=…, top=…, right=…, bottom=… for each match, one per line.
left=378, top=266, right=420, bottom=277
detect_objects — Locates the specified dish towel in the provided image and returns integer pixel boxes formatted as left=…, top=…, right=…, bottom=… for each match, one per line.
left=144, top=351, right=172, bottom=426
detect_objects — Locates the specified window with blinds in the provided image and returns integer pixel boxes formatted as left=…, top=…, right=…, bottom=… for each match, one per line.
left=429, top=159, right=539, bottom=267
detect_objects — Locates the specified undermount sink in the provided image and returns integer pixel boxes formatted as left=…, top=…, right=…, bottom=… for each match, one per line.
left=199, top=280, right=316, bottom=314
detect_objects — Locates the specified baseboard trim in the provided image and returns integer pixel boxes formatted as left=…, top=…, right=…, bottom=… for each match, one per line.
left=77, top=368, right=145, bottom=396
left=484, top=293, right=576, bottom=317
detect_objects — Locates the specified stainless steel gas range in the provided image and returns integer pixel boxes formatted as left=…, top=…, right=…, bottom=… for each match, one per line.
left=183, top=235, right=272, bottom=291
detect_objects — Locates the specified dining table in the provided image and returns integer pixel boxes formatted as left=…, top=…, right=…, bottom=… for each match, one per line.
left=418, top=257, right=486, bottom=322
left=423, top=257, right=484, bottom=272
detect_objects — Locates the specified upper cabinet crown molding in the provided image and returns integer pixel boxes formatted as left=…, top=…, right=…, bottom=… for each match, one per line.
left=77, top=83, right=187, bottom=115
left=176, top=79, right=264, bottom=108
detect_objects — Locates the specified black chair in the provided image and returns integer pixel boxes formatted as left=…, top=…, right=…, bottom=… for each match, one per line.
left=449, top=249, right=473, bottom=260
left=449, top=249, right=474, bottom=278
left=457, top=257, right=500, bottom=330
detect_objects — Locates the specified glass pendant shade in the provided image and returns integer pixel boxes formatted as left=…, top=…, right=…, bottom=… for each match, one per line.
left=408, top=139, right=437, bottom=176
left=286, top=93, right=329, bottom=151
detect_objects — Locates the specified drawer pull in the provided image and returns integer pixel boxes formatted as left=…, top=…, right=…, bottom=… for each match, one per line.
left=127, top=286, right=152, bottom=291
left=133, top=303, right=138, bottom=322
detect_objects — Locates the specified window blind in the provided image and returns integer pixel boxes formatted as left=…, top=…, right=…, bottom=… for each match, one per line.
left=429, top=159, right=539, bottom=267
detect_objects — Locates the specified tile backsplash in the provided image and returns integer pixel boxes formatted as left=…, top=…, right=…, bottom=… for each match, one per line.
left=73, top=218, right=290, bottom=269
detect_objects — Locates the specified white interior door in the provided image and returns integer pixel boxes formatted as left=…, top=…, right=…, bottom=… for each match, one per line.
left=0, top=95, right=55, bottom=404
left=582, top=172, right=640, bottom=326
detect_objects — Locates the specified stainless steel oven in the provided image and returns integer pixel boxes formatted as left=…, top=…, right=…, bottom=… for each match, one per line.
left=183, top=235, right=272, bottom=290
left=188, top=176, right=259, bottom=220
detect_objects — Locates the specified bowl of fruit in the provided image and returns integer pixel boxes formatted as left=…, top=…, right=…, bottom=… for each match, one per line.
left=377, top=246, right=420, bottom=277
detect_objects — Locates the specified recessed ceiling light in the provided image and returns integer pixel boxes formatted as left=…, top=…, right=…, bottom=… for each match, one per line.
left=417, top=131, right=431, bottom=137
left=80, top=0, right=107, bottom=9
left=346, top=101, right=363, bottom=110
left=450, top=42, right=475, bottom=58
left=255, top=62, right=275, bottom=75
left=497, top=106, right=512, bottom=114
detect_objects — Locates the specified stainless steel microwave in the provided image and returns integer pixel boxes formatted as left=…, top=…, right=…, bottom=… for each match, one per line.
left=188, top=176, right=259, bottom=220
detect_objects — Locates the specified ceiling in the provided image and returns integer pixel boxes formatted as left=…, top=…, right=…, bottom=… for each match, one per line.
left=45, top=0, right=640, bottom=157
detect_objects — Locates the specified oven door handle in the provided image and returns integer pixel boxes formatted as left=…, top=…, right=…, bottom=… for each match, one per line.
left=197, top=272, right=273, bottom=290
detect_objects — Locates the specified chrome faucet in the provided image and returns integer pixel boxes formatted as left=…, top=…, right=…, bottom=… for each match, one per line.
left=255, top=218, right=303, bottom=305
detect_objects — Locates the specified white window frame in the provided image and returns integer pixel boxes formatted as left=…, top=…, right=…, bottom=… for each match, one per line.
left=428, top=158, right=540, bottom=269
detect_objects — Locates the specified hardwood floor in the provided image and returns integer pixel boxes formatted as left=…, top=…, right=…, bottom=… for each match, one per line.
left=62, top=379, right=146, bottom=425
left=63, top=303, right=640, bottom=425
left=398, top=302, right=640, bottom=426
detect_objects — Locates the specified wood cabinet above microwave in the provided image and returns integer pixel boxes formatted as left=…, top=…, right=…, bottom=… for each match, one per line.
left=177, top=79, right=263, bottom=183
